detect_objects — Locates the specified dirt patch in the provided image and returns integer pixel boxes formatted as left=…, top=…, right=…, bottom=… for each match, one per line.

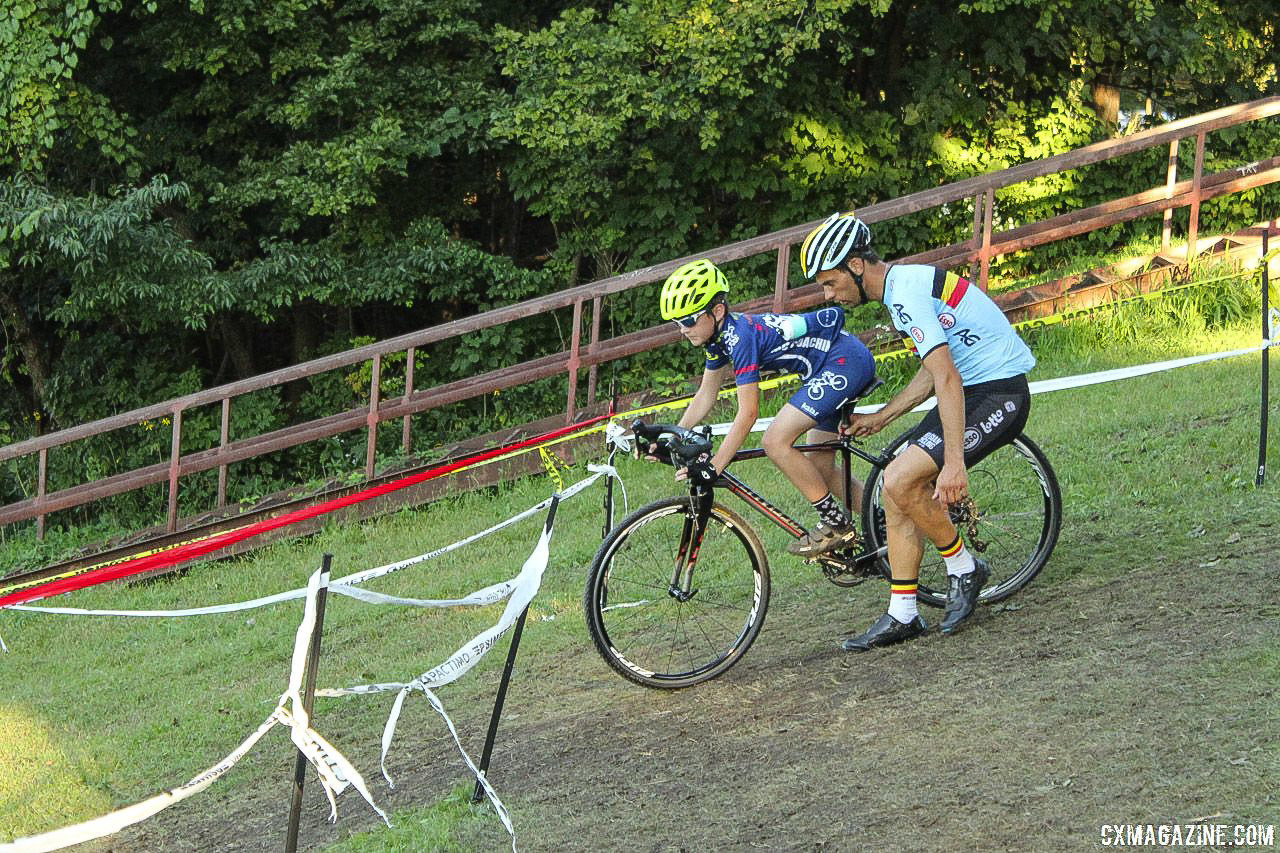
left=104, top=532, right=1280, bottom=852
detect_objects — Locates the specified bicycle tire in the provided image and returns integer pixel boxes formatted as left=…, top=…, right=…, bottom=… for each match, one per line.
left=584, top=496, right=770, bottom=689
left=860, top=432, right=1062, bottom=607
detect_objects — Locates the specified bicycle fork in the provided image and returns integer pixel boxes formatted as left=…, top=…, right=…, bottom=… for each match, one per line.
left=669, top=486, right=715, bottom=601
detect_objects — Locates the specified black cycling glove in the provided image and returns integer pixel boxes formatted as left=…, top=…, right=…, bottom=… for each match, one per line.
left=686, top=454, right=718, bottom=485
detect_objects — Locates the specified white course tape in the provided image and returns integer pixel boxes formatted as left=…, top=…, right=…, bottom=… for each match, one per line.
left=317, top=501, right=557, bottom=797
left=0, top=714, right=279, bottom=853
left=328, top=579, right=515, bottom=609
left=7, top=468, right=617, bottom=619
left=698, top=341, right=1274, bottom=435
left=420, top=686, right=517, bottom=852
left=276, top=567, right=388, bottom=826
left=0, top=567, right=384, bottom=853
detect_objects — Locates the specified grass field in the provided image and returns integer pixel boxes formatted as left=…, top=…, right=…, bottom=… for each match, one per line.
left=1, top=266, right=1277, bottom=851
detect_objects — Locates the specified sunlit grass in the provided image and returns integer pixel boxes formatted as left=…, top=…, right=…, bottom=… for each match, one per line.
left=0, top=259, right=1275, bottom=847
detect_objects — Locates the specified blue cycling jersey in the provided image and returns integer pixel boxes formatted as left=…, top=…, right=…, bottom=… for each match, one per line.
left=883, top=264, right=1035, bottom=385
left=702, top=305, right=875, bottom=431
left=703, top=306, right=855, bottom=384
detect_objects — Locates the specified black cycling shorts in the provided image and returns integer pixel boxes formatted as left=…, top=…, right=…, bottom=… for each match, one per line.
left=904, top=374, right=1031, bottom=468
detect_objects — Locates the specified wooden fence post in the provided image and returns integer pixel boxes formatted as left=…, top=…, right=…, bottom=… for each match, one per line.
left=166, top=407, right=183, bottom=533
left=365, top=354, right=381, bottom=480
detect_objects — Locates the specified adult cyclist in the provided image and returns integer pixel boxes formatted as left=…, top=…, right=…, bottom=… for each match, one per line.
left=653, top=258, right=877, bottom=557
left=799, top=212, right=1036, bottom=650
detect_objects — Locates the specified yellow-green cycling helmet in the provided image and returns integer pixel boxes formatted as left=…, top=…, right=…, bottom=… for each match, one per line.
left=659, top=259, right=729, bottom=321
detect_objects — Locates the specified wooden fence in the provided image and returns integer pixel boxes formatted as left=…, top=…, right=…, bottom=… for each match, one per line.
left=2, top=95, right=1278, bottom=540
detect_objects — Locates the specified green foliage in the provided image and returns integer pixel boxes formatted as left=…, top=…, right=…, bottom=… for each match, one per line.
left=0, top=175, right=223, bottom=329
left=0, top=0, right=1277, bottom=547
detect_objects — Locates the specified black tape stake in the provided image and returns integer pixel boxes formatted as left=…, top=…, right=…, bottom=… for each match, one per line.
left=1259, top=229, right=1271, bottom=487
left=603, top=445, right=617, bottom=539
left=472, top=497, right=560, bottom=804
left=604, top=372, right=619, bottom=538
left=284, top=553, right=332, bottom=853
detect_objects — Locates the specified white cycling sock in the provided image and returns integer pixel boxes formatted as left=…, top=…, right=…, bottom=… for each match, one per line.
left=939, top=532, right=975, bottom=576
left=887, top=579, right=919, bottom=623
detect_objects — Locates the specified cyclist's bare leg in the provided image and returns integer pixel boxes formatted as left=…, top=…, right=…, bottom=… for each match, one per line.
left=880, top=445, right=959, bottom=579
left=803, top=428, right=863, bottom=509
left=761, top=405, right=829, bottom=502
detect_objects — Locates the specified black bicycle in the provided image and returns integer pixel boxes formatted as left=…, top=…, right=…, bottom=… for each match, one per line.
left=584, top=402, right=1062, bottom=690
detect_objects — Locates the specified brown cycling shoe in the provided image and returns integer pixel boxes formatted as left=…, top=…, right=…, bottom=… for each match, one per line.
left=787, top=521, right=859, bottom=558
left=840, top=612, right=928, bottom=652
left=940, top=558, right=990, bottom=635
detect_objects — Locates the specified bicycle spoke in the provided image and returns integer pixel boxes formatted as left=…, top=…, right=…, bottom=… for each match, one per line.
left=585, top=498, right=769, bottom=689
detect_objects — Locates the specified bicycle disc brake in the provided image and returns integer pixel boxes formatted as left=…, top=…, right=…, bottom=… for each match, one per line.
left=949, top=496, right=988, bottom=552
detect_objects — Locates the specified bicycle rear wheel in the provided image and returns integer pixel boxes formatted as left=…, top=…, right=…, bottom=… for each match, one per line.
left=584, top=496, right=770, bottom=689
left=860, top=433, right=1061, bottom=607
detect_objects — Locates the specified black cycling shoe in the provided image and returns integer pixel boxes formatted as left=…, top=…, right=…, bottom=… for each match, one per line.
left=840, top=612, right=928, bottom=652
left=940, top=558, right=990, bottom=635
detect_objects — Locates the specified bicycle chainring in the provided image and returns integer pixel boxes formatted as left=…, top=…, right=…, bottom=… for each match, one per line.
left=816, top=547, right=881, bottom=587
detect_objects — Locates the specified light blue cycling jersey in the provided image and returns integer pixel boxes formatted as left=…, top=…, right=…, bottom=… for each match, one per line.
left=883, top=264, right=1035, bottom=385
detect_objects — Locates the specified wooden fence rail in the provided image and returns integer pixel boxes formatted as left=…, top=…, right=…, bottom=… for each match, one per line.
left=3, top=96, right=1278, bottom=539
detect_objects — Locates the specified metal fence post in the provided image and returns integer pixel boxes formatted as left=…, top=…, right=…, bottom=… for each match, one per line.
left=284, top=554, right=332, bottom=853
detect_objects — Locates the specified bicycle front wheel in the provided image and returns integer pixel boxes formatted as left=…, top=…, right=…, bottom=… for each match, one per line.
left=584, top=496, right=770, bottom=689
left=861, top=433, right=1062, bottom=607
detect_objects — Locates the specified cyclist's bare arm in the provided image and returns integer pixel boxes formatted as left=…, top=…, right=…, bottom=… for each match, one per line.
left=847, top=364, right=934, bottom=436
left=677, top=366, right=731, bottom=429
left=709, top=381, right=759, bottom=473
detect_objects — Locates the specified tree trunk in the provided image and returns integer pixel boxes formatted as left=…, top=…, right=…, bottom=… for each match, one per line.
left=219, top=314, right=256, bottom=378
left=0, top=281, right=54, bottom=432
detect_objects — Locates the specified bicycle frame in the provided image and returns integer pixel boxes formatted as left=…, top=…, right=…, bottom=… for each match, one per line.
left=662, top=438, right=889, bottom=596
left=714, top=439, right=887, bottom=540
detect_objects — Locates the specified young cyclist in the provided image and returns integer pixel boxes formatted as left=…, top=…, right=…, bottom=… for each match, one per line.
left=654, top=258, right=877, bottom=557
left=799, top=211, right=1036, bottom=649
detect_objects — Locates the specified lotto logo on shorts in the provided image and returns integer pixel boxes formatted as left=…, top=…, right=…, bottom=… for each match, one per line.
left=963, top=428, right=981, bottom=450
left=980, top=409, right=1005, bottom=434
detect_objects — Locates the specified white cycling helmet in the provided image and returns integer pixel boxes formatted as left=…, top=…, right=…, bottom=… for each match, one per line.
left=800, top=212, right=873, bottom=279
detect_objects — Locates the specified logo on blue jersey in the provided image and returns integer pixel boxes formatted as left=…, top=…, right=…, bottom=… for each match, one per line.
left=806, top=370, right=848, bottom=400
left=816, top=307, right=841, bottom=328
left=938, top=312, right=956, bottom=330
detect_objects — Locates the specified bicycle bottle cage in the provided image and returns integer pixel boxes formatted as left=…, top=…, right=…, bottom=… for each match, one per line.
left=630, top=420, right=713, bottom=465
